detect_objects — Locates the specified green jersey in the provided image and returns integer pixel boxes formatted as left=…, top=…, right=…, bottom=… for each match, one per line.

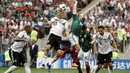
left=79, top=32, right=92, bottom=52
left=71, top=14, right=84, bottom=36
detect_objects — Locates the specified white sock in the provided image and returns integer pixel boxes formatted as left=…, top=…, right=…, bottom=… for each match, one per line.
left=48, top=55, right=59, bottom=65
left=4, top=65, right=18, bottom=73
left=24, top=62, right=31, bottom=73
left=108, top=67, right=114, bottom=73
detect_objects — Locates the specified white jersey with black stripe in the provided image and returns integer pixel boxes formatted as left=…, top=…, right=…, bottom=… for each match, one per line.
left=11, top=30, right=30, bottom=53
left=95, top=32, right=113, bottom=54
left=49, top=17, right=68, bottom=37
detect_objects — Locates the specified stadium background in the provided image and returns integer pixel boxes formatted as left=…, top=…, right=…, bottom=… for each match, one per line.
left=0, top=0, right=130, bottom=73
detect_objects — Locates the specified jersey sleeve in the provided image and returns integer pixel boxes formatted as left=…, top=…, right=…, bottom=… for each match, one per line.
left=24, top=33, right=30, bottom=40
left=65, top=21, right=69, bottom=29
left=50, top=17, right=55, bottom=22
left=17, top=32, right=24, bottom=38
left=72, top=14, right=78, bottom=20
left=109, top=34, right=114, bottom=40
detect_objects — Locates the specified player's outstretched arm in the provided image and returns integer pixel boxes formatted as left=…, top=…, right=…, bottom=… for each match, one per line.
left=93, top=39, right=98, bottom=56
left=109, top=34, right=119, bottom=52
left=64, top=25, right=70, bottom=40
left=73, top=0, right=78, bottom=14
left=112, top=39, right=119, bottom=52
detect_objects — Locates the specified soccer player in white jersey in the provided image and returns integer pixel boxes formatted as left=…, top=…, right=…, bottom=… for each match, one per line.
left=4, top=25, right=32, bottom=73
left=43, top=4, right=69, bottom=73
left=93, top=26, right=118, bottom=73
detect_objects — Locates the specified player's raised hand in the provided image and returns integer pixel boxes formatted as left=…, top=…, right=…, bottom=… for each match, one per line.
left=74, top=0, right=78, bottom=3
left=94, top=51, right=98, bottom=57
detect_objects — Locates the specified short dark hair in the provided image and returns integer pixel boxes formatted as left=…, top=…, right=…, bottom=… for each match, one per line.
left=24, top=25, right=32, bottom=29
left=98, top=25, right=104, bottom=29
left=104, top=26, right=109, bottom=29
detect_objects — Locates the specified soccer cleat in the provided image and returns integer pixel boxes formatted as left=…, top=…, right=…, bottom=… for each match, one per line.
left=42, top=64, right=45, bottom=68
left=47, top=63, right=51, bottom=73
left=60, top=51, right=65, bottom=59
left=72, top=63, right=79, bottom=67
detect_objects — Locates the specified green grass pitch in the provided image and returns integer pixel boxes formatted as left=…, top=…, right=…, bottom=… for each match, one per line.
left=0, top=67, right=130, bottom=73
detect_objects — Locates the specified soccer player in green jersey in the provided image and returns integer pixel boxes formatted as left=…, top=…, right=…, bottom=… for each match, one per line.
left=69, top=0, right=85, bottom=67
left=60, top=1, right=85, bottom=73
left=78, top=26, right=94, bottom=73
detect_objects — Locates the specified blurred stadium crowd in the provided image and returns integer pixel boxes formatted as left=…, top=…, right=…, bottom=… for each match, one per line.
left=0, top=0, right=130, bottom=67
left=0, top=0, right=90, bottom=52
left=0, top=0, right=92, bottom=67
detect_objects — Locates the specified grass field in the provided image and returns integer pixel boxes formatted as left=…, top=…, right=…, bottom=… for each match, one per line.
left=0, top=67, right=130, bottom=73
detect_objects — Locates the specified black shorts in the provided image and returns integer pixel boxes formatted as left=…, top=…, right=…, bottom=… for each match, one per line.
left=9, top=49, right=26, bottom=66
left=47, top=34, right=62, bottom=51
left=97, top=51, right=113, bottom=65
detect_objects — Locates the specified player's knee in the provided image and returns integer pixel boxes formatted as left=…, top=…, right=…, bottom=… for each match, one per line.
left=57, top=50, right=63, bottom=56
left=108, top=63, right=113, bottom=68
left=74, top=44, right=80, bottom=51
left=98, top=64, right=103, bottom=69
left=24, top=62, right=31, bottom=67
left=103, top=63, right=108, bottom=68
left=45, top=45, right=51, bottom=51
left=85, top=62, right=89, bottom=67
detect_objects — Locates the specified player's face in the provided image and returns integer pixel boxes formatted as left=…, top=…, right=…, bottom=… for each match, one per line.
left=104, top=28, right=109, bottom=32
left=27, top=27, right=32, bottom=34
left=79, top=13, right=84, bottom=19
left=57, top=9, right=64, bottom=18
left=98, top=28, right=104, bottom=35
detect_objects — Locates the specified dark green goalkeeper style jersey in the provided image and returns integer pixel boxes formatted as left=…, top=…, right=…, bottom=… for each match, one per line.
left=71, top=14, right=84, bottom=36
left=79, top=32, right=92, bottom=52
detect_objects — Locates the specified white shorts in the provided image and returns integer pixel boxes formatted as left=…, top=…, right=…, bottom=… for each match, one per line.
left=78, top=49, right=92, bottom=62
left=69, top=33, right=79, bottom=46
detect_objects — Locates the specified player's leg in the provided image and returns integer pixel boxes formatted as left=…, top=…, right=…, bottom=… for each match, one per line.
left=69, top=33, right=80, bottom=67
left=106, top=52, right=113, bottom=73
left=4, top=49, right=20, bottom=73
left=72, top=47, right=79, bottom=67
left=51, top=47, right=55, bottom=58
left=47, top=34, right=63, bottom=72
left=95, top=53, right=104, bottom=73
left=84, top=50, right=92, bottom=73
left=77, top=49, right=84, bottom=73
left=76, top=60, right=83, bottom=73
left=42, top=34, right=53, bottom=66
left=22, top=49, right=31, bottom=73
left=60, top=48, right=72, bottom=59
left=48, top=49, right=63, bottom=66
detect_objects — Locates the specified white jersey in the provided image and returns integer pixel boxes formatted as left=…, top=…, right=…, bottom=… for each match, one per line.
left=11, top=31, right=30, bottom=53
left=95, top=32, right=113, bottom=54
left=49, top=17, right=68, bottom=37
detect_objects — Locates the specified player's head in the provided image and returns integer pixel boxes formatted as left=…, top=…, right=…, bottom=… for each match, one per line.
left=24, top=25, right=32, bottom=34
left=98, top=25, right=104, bottom=35
left=56, top=4, right=67, bottom=19
left=104, top=26, right=110, bottom=32
left=78, top=12, right=84, bottom=19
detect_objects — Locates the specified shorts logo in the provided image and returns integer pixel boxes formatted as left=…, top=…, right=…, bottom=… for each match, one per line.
left=60, top=44, right=63, bottom=49
left=47, top=40, right=50, bottom=43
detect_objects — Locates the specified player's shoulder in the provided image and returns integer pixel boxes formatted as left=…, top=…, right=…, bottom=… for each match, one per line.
left=19, top=30, right=28, bottom=36
left=104, top=32, right=111, bottom=37
left=51, top=16, right=58, bottom=21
